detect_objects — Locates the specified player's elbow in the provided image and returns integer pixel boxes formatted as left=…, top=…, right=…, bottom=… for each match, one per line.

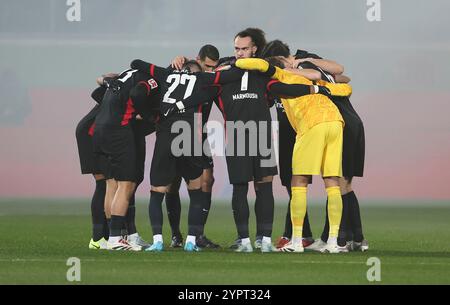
left=309, top=70, right=322, bottom=81
left=334, top=63, right=344, bottom=75
left=131, top=59, right=145, bottom=70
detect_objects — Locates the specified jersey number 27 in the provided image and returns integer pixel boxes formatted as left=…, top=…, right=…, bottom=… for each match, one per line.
left=163, top=74, right=197, bottom=104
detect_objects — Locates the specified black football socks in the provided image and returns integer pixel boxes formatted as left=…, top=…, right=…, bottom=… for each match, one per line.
left=256, top=182, right=274, bottom=239
left=348, top=191, right=364, bottom=242
left=125, top=192, right=137, bottom=235
left=149, top=191, right=165, bottom=235
left=165, top=191, right=182, bottom=238
left=187, top=189, right=204, bottom=237
left=91, top=179, right=106, bottom=241
left=199, top=191, right=212, bottom=236
left=232, top=183, right=250, bottom=239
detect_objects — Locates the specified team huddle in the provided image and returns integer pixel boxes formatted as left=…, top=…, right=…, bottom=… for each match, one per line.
left=76, top=27, right=368, bottom=253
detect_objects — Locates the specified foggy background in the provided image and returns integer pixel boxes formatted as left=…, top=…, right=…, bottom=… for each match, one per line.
left=0, top=0, right=449, bottom=201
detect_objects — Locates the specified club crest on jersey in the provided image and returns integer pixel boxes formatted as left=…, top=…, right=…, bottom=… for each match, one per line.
left=148, top=78, right=158, bottom=89
left=232, top=93, right=258, bottom=101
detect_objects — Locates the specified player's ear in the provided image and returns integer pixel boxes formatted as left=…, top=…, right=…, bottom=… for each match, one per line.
left=252, top=45, right=258, bottom=57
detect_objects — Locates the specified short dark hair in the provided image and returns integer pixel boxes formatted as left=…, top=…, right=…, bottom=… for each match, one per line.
left=198, top=44, right=220, bottom=61
left=182, top=60, right=202, bottom=72
left=261, top=40, right=291, bottom=58
left=235, top=27, right=267, bottom=58
left=265, top=56, right=286, bottom=69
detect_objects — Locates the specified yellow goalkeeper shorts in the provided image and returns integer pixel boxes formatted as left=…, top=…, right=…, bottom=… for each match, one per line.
left=292, top=121, right=343, bottom=177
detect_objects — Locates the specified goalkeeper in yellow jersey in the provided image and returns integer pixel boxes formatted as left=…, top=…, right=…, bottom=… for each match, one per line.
left=236, top=57, right=352, bottom=253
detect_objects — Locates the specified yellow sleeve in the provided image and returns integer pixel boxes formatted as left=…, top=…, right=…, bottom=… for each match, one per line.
left=316, top=80, right=352, bottom=97
left=272, top=67, right=311, bottom=85
left=235, top=58, right=269, bottom=72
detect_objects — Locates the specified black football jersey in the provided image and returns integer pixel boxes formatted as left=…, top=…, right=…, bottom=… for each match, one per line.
left=131, top=59, right=244, bottom=130
left=94, top=69, right=160, bottom=127
left=215, top=70, right=273, bottom=123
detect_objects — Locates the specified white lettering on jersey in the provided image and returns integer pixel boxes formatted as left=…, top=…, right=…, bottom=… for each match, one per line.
left=232, top=93, right=259, bottom=100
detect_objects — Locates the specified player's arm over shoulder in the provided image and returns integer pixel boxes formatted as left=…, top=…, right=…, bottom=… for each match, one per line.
left=130, top=59, right=168, bottom=80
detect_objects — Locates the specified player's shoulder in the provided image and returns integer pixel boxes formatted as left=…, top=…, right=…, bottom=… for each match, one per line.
left=248, top=70, right=271, bottom=83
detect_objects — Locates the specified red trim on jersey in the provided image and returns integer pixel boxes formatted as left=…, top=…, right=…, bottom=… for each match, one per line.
left=266, top=79, right=279, bottom=91
left=88, top=122, right=95, bottom=137
left=121, top=98, right=135, bottom=126
left=213, top=84, right=223, bottom=96
left=214, top=72, right=221, bottom=84
left=138, top=81, right=151, bottom=95
left=217, top=96, right=226, bottom=120
left=150, top=64, right=155, bottom=78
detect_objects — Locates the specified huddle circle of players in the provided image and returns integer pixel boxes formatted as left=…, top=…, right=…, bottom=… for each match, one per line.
left=76, top=28, right=368, bottom=253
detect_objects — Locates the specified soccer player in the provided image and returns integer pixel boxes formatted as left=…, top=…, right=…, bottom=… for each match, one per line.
left=93, top=69, right=161, bottom=251
left=260, top=40, right=346, bottom=249
left=75, top=85, right=109, bottom=250
left=166, top=45, right=221, bottom=249
left=76, top=75, right=153, bottom=250
left=130, top=58, right=245, bottom=252
left=261, top=40, right=368, bottom=252
left=303, top=63, right=368, bottom=252
left=219, top=27, right=274, bottom=250
left=171, top=44, right=221, bottom=72
left=235, top=57, right=353, bottom=253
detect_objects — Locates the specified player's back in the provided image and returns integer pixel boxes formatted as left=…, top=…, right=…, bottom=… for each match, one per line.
left=274, top=67, right=344, bottom=136
left=217, top=70, right=272, bottom=123
left=95, top=69, right=155, bottom=128
left=159, top=69, right=214, bottom=130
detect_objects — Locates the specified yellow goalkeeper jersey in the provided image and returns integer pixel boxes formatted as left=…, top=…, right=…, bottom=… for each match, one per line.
left=271, top=67, right=350, bottom=136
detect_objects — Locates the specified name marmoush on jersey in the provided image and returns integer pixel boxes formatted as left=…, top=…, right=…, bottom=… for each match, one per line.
left=232, top=93, right=259, bottom=101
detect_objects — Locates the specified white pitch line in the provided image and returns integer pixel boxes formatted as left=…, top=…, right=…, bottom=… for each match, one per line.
left=0, top=258, right=449, bottom=266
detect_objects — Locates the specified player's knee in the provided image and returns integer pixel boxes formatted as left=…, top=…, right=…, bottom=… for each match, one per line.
left=117, top=181, right=136, bottom=196
left=339, top=177, right=353, bottom=194
left=291, top=175, right=309, bottom=187
left=323, top=176, right=340, bottom=189
left=201, top=176, right=214, bottom=192
left=151, top=185, right=169, bottom=193
left=106, top=179, right=118, bottom=192
left=187, top=176, right=202, bottom=190
left=259, top=175, right=273, bottom=183
left=94, top=174, right=106, bottom=181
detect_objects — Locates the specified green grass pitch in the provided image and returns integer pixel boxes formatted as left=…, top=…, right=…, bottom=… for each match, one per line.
left=0, top=199, right=449, bottom=284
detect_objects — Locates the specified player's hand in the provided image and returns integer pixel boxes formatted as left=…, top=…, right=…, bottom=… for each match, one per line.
left=171, top=56, right=187, bottom=70
left=97, top=73, right=119, bottom=86
left=235, top=58, right=269, bottom=72
left=291, top=59, right=301, bottom=69
left=215, top=65, right=231, bottom=71
left=104, top=77, right=121, bottom=92
left=102, top=72, right=119, bottom=78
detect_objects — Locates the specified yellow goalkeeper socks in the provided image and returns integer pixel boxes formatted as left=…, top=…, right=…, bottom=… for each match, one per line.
left=290, top=186, right=308, bottom=240
left=326, top=186, right=343, bottom=240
